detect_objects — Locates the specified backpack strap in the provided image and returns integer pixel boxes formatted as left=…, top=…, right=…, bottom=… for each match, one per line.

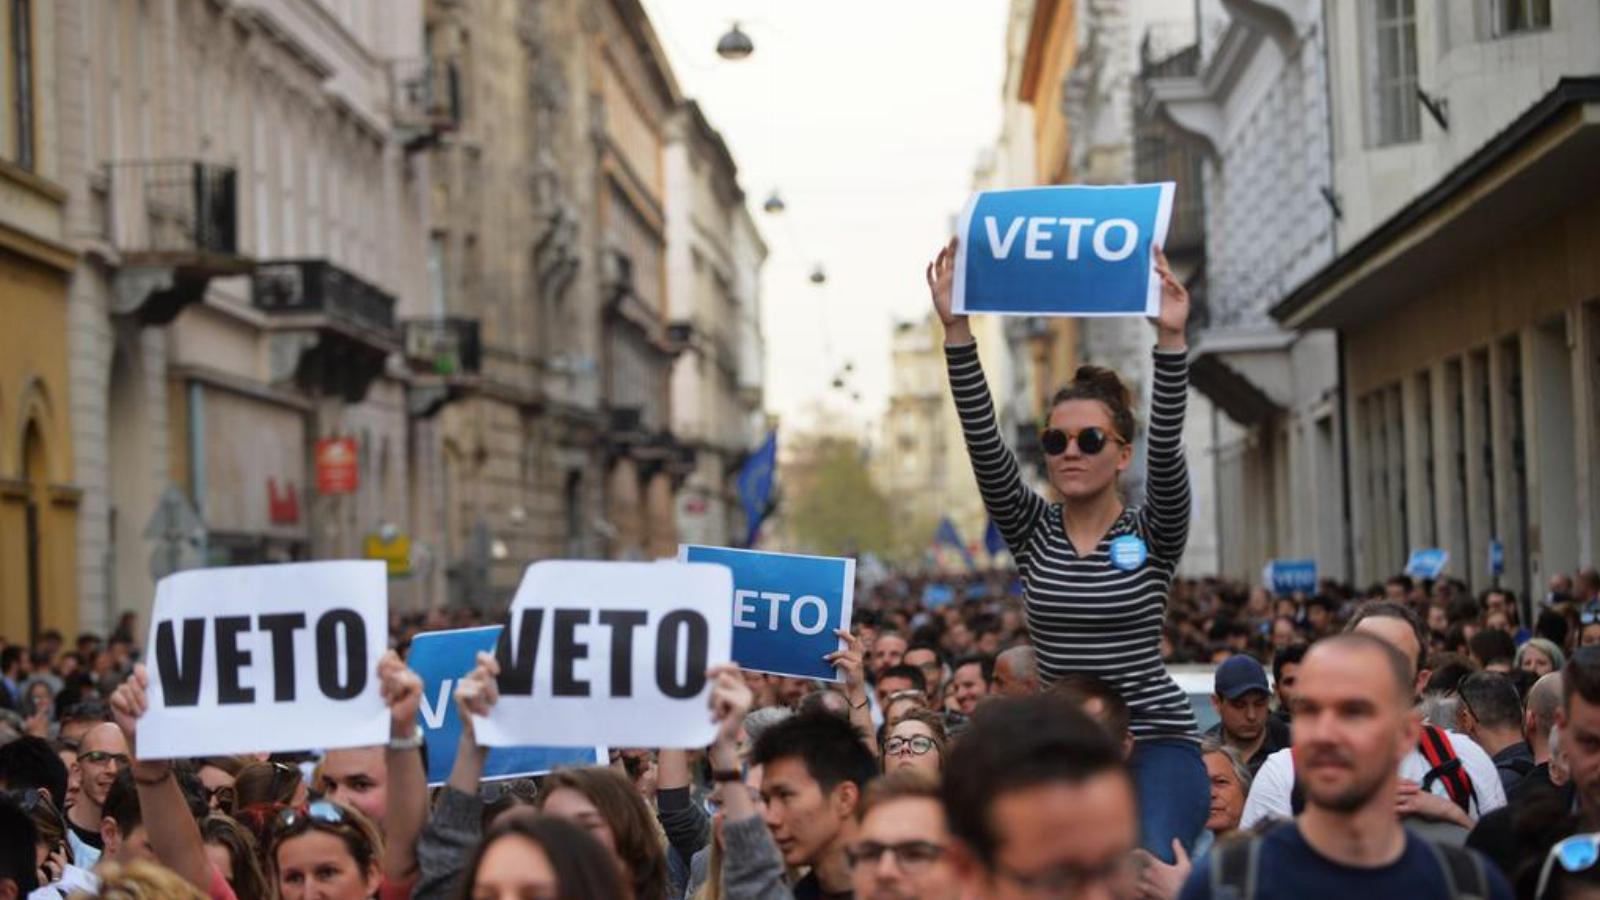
left=1211, top=835, right=1263, bottom=900
left=1423, top=839, right=1489, bottom=900
left=1417, top=725, right=1475, bottom=813
left=1289, top=747, right=1305, bottom=816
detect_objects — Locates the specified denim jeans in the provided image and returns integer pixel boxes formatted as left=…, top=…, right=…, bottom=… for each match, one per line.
left=1129, top=738, right=1210, bottom=863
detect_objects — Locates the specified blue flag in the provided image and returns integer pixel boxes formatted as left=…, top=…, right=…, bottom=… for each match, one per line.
left=737, top=430, right=778, bottom=548
left=953, top=183, right=1174, bottom=317
left=984, top=518, right=1005, bottom=558
left=935, top=517, right=977, bottom=572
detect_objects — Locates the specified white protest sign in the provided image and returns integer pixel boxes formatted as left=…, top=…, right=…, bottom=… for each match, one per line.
left=138, top=561, right=389, bottom=759
left=473, top=560, right=733, bottom=750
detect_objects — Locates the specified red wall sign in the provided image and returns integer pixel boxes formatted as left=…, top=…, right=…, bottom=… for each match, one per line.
left=316, top=437, right=360, bottom=495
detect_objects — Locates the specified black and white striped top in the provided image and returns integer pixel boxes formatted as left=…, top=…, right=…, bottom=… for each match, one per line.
left=946, top=341, right=1197, bottom=743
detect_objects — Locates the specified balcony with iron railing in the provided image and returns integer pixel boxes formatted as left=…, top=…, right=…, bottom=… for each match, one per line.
left=252, top=259, right=400, bottom=402
left=100, top=160, right=252, bottom=325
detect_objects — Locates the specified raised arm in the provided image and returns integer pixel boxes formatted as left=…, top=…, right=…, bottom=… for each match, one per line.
left=1140, top=246, right=1192, bottom=563
left=378, top=651, right=428, bottom=884
left=928, top=238, right=1050, bottom=553
left=414, top=653, right=499, bottom=900
left=108, top=665, right=215, bottom=894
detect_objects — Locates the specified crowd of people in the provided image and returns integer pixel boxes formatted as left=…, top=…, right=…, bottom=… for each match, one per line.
left=5, top=240, right=1600, bottom=900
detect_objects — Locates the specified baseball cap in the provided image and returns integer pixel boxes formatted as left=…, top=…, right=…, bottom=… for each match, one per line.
left=1214, top=655, right=1270, bottom=700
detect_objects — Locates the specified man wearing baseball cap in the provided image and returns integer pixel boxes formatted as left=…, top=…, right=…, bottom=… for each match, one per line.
left=1207, top=655, right=1290, bottom=775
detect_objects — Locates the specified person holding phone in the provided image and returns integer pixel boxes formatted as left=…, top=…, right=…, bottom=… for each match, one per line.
left=925, top=236, right=1207, bottom=862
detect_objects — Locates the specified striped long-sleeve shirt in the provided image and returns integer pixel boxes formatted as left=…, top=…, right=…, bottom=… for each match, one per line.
left=947, top=340, right=1197, bottom=742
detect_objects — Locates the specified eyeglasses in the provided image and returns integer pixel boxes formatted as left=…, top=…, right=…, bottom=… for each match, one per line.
left=79, top=750, right=130, bottom=768
left=1536, top=832, right=1600, bottom=898
left=204, top=785, right=237, bottom=809
left=1039, top=426, right=1124, bottom=457
left=884, top=735, right=937, bottom=757
left=846, top=840, right=945, bottom=873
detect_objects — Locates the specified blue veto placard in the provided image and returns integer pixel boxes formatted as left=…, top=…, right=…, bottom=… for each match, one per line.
left=680, top=545, right=855, bottom=681
left=1404, top=548, right=1451, bottom=580
left=410, top=627, right=603, bottom=787
left=1265, top=559, right=1318, bottom=596
left=1489, top=540, right=1505, bottom=577
left=953, top=183, right=1174, bottom=317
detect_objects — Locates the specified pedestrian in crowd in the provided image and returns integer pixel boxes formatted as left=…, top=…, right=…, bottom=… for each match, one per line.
left=1242, top=601, right=1507, bottom=839
left=1207, top=655, right=1290, bottom=776
left=66, top=722, right=131, bottom=868
left=200, top=814, right=270, bottom=900
left=868, top=632, right=908, bottom=681
left=1272, top=644, right=1307, bottom=722
left=927, top=235, right=1206, bottom=862
left=195, top=756, right=247, bottom=814
left=1517, top=671, right=1565, bottom=799
left=1134, top=737, right=1254, bottom=899
left=1519, top=638, right=1566, bottom=677
left=268, top=799, right=386, bottom=900
left=847, top=769, right=960, bottom=900
left=881, top=709, right=946, bottom=777
left=872, top=665, right=924, bottom=712
left=707, top=664, right=876, bottom=899
left=1052, top=673, right=1137, bottom=761
left=1179, top=633, right=1511, bottom=899
left=233, top=760, right=308, bottom=812
left=460, top=812, right=634, bottom=900
left=0, top=646, right=29, bottom=712
left=538, top=767, right=671, bottom=900
left=1455, top=672, right=1536, bottom=793
left=880, top=690, right=929, bottom=730
left=991, top=645, right=1039, bottom=697
left=901, top=644, right=947, bottom=703
left=948, top=654, right=992, bottom=716
left=943, top=694, right=1139, bottom=899
left=1470, top=629, right=1518, bottom=674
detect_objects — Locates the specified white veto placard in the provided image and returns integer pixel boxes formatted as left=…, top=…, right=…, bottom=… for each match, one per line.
left=138, top=561, right=390, bottom=759
left=473, top=560, right=733, bottom=750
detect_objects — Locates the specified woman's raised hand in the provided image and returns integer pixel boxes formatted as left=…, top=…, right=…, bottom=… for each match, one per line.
left=926, top=237, right=972, bottom=344
left=1151, top=245, right=1189, bottom=350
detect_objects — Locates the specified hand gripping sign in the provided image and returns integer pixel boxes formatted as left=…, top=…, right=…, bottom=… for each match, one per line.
left=680, top=545, right=856, bottom=681
left=472, top=560, right=734, bottom=750
left=953, top=183, right=1175, bottom=317
left=138, top=561, right=390, bottom=759
left=409, top=626, right=603, bottom=787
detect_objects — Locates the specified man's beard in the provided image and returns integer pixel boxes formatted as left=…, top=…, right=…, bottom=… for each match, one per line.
left=1302, top=751, right=1388, bottom=813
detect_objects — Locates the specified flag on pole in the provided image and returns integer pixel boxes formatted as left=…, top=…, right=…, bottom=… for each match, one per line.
left=984, top=518, right=1005, bottom=559
left=737, top=429, right=778, bottom=548
left=935, top=517, right=977, bottom=572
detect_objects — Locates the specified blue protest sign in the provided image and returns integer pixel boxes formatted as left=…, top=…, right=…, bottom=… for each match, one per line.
left=1489, top=540, right=1505, bottom=577
left=1265, top=559, right=1318, bottom=596
left=1404, top=548, right=1450, bottom=580
left=680, top=545, right=854, bottom=681
left=953, top=183, right=1174, bottom=317
left=923, top=583, right=955, bottom=609
left=410, top=627, right=602, bottom=787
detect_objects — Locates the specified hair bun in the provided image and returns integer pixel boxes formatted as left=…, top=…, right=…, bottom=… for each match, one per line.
left=1071, top=366, right=1132, bottom=411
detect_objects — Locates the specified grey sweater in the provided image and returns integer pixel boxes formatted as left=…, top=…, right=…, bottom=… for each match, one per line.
left=411, top=787, right=482, bottom=900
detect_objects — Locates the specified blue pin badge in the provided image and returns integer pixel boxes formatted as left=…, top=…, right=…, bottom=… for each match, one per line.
left=1109, top=535, right=1148, bottom=571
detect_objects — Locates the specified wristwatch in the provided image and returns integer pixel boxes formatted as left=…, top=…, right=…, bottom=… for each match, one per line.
left=388, top=724, right=425, bottom=751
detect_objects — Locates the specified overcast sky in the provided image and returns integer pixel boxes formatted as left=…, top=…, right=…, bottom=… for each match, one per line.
left=639, top=0, right=1009, bottom=435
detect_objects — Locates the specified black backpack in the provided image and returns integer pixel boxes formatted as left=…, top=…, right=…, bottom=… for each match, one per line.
left=1209, top=827, right=1489, bottom=900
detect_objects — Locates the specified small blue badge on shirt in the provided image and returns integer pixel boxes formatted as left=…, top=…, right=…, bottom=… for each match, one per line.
left=1109, top=535, right=1147, bottom=571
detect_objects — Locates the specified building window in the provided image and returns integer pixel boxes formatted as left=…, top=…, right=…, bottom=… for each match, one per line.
left=1369, top=0, right=1420, bottom=146
left=6, top=0, right=34, bottom=169
left=1491, top=0, right=1551, bottom=36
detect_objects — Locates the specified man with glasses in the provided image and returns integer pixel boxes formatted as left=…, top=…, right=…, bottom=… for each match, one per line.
left=848, top=769, right=959, bottom=900
left=943, top=694, right=1140, bottom=899
left=65, top=722, right=130, bottom=868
